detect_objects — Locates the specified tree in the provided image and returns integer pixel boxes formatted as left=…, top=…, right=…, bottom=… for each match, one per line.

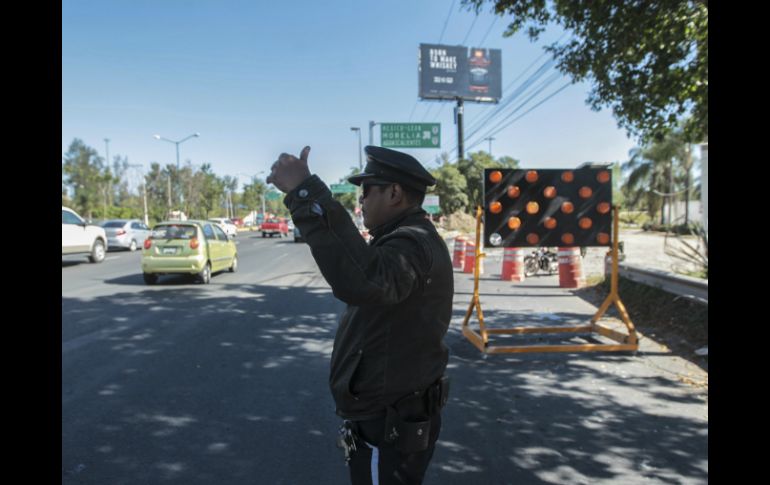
left=334, top=167, right=362, bottom=214
left=221, top=175, right=238, bottom=218
left=430, top=160, right=469, bottom=215
left=144, top=162, right=175, bottom=223
left=242, top=177, right=267, bottom=217
left=456, top=151, right=519, bottom=211
left=621, top=146, right=667, bottom=222
left=464, top=0, right=708, bottom=144
left=196, top=164, right=224, bottom=219
left=62, top=139, right=107, bottom=220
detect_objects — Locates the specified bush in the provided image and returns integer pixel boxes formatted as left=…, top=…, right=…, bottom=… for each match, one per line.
left=443, top=211, right=478, bottom=234
left=642, top=222, right=700, bottom=236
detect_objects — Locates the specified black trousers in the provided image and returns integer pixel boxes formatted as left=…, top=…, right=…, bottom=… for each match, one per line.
left=347, top=412, right=442, bottom=485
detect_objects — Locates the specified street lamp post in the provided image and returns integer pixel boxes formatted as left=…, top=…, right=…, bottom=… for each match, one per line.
left=153, top=132, right=200, bottom=169
left=369, top=121, right=377, bottom=146
left=350, top=127, right=363, bottom=171
left=153, top=132, right=200, bottom=216
left=350, top=127, right=363, bottom=218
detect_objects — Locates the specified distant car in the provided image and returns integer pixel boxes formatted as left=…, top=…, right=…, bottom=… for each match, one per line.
left=293, top=226, right=304, bottom=243
left=208, top=218, right=238, bottom=238
left=101, top=219, right=151, bottom=251
left=62, top=206, right=108, bottom=263
left=230, top=217, right=244, bottom=227
left=141, top=220, right=238, bottom=285
left=261, top=217, right=289, bottom=238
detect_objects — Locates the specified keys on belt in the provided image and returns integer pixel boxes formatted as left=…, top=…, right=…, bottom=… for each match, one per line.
left=336, top=421, right=358, bottom=465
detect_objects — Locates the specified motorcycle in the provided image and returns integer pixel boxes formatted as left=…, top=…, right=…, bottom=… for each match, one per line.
left=524, top=247, right=559, bottom=277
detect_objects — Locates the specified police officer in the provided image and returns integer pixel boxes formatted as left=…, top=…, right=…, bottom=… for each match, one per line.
left=267, top=145, right=453, bottom=485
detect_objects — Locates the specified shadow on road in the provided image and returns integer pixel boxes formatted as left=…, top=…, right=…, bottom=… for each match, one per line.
left=62, top=283, right=707, bottom=484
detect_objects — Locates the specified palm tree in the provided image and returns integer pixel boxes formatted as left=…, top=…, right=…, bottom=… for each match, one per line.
left=621, top=147, right=667, bottom=223
left=622, top=126, right=693, bottom=226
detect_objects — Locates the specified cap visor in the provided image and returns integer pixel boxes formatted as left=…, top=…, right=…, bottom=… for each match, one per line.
left=347, top=173, right=378, bottom=186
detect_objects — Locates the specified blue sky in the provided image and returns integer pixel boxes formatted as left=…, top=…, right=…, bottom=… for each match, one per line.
left=63, top=0, right=647, bottom=191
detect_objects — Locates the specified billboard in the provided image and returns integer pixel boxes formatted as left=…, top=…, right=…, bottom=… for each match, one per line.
left=419, top=43, right=502, bottom=103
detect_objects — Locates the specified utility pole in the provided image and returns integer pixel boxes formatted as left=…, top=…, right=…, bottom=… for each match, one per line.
left=455, top=98, right=465, bottom=161
left=143, top=180, right=149, bottom=226
left=104, top=138, right=111, bottom=215
left=485, top=136, right=495, bottom=156
left=167, top=168, right=172, bottom=215
left=129, top=164, right=149, bottom=226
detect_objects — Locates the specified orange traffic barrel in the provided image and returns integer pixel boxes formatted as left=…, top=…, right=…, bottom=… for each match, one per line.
left=452, top=236, right=467, bottom=270
left=558, top=247, right=586, bottom=288
left=463, top=242, right=484, bottom=274
left=501, top=247, right=525, bottom=282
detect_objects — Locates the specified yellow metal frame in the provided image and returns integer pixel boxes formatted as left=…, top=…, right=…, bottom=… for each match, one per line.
left=461, top=205, right=638, bottom=354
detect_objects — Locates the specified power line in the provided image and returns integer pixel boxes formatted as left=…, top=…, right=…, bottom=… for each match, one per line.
left=437, top=0, right=457, bottom=44
left=467, top=71, right=563, bottom=146
left=421, top=102, right=436, bottom=122
left=462, top=81, right=573, bottom=156
left=408, top=100, right=419, bottom=122
left=463, top=57, right=556, bottom=137
left=444, top=57, right=557, bottom=156
left=463, top=33, right=566, bottom=134
left=461, top=14, right=479, bottom=45
left=478, top=17, right=498, bottom=46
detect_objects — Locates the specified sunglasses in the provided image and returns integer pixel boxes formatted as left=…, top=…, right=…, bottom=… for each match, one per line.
left=361, top=181, right=393, bottom=198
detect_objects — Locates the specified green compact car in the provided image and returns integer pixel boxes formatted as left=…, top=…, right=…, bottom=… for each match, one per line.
left=141, top=220, right=238, bottom=285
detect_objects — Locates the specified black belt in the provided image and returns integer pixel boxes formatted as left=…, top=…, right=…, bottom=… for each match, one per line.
left=390, top=376, right=451, bottom=419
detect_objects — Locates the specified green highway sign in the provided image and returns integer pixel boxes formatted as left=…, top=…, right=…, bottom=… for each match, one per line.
left=381, top=123, right=440, bottom=148
left=330, top=183, right=358, bottom=194
left=265, top=191, right=282, bottom=201
left=422, top=195, right=440, bottom=214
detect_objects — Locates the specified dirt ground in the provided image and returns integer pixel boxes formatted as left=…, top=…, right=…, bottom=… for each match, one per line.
left=574, top=278, right=708, bottom=375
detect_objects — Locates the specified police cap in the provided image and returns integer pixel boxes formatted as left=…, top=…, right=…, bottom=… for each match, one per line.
left=348, top=146, right=436, bottom=193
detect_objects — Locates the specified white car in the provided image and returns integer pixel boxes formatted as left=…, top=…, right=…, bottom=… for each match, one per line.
left=62, top=206, right=108, bottom=263
left=208, top=218, right=238, bottom=238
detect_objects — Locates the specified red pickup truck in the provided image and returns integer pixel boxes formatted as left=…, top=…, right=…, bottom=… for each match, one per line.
left=260, top=217, right=289, bottom=238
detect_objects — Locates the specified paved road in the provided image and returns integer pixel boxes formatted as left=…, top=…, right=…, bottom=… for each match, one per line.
left=62, top=231, right=707, bottom=484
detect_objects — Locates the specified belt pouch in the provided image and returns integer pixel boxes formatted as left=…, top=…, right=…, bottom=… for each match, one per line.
left=383, top=405, right=431, bottom=454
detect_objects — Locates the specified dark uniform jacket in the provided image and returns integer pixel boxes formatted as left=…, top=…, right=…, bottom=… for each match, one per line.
left=284, top=175, right=454, bottom=420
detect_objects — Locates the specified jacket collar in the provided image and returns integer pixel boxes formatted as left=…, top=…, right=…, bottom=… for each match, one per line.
left=369, top=206, right=428, bottom=242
